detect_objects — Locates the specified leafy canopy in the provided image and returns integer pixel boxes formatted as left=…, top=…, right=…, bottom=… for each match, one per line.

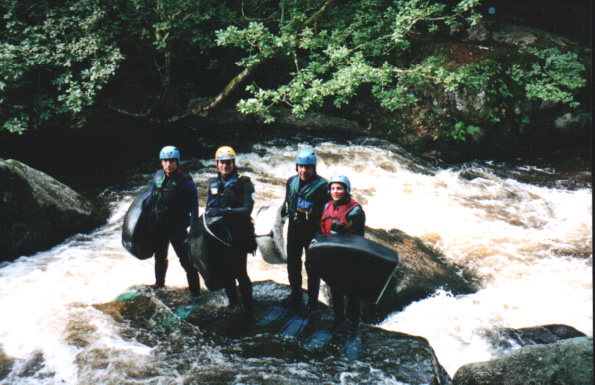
left=218, top=0, right=483, bottom=123
left=1, top=0, right=125, bottom=133
left=0, top=0, right=589, bottom=141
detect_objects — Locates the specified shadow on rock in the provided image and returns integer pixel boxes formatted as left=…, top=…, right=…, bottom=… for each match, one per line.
left=98, top=281, right=453, bottom=385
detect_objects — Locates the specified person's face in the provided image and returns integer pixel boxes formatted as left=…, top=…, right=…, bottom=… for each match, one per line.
left=217, top=159, right=235, bottom=178
left=297, top=164, right=315, bottom=181
left=161, top=159, right=178, bottom=175
left=330, top=182, right=346, bottom=202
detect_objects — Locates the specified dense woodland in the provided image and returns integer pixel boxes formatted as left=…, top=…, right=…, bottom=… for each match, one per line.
left=0, top=0, right=591, bottom=179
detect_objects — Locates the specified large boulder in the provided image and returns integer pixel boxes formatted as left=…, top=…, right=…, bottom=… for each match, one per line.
left=482, top=324, right=587, bottom=355
left=361, top=227, right=477, bottom=322
left=0, top=159, right=107, bottom=261
left=95, top=281, right=452, bottom=385
left=452, top=336, right=593, bottom=385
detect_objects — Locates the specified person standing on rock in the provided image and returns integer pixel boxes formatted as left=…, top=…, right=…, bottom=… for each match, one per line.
left=316, top=174, right=366, bottom=334
left=282, top=149, right=328, bottom=310
left=144, top=146, right=201, bottom=299
left=205, top=146, right=257, bottom=315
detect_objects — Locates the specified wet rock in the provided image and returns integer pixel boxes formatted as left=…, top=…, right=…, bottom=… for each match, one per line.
left=490, top=23, right=538, bottom=46
left=490, top=22, right=575, bottom=47
left=363, top=227, right=477, bottom=322
left=483, top=324, right=587, bottom=355
left=464, top=21, right=490, bottom=43
left=464, top=20, right=577, bottom=47
left=0, top=346, right=15, bottom=381
left=101, top=281, right=452, bottom=385
left=0, top=159, right=107, bottom=261
left=362, top=327, right=451, bottom=385
left=452, top=336, right=593, bottom=385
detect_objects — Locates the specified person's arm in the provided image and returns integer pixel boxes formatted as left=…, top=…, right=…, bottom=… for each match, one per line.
left=347, top=205, right=366, bottom=236
left=316, top=201, right=330, bottom=235
left=311, top=178, right=329, bottom=225
left=280, top=176, right=293, bottom=218
left=228, top=178, right=254, bottom=218
left=182, top=179, right=199, bottom=229
left=142, top=175, right=157, bottom=210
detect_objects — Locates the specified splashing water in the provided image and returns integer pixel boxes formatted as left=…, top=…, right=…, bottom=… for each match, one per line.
left=0, top=138, right=591, bottom=382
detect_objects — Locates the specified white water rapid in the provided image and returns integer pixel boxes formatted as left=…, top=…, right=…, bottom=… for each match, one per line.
left=0, top=138, right=591, bottom=384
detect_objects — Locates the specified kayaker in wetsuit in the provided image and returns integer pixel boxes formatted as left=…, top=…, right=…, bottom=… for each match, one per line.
left=316, top=174, right=366, bottom=334
left=144, top=146, right=201, bottom=299
left=281, top=149, right=328, bottom=310
left=206, top=146, right=256, bottom=314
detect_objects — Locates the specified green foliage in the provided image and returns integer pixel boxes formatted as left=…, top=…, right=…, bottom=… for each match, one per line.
left=217, top=0, right=482, bottom=123
left=1, top=0, right=125, bottom=133
left=508, top=47, right=586, bottom=108
left=0, top=0, right=589, bottom=141
left=0, top=0, right=229, bottom=133
left=451, top=121, right=480, bottom=141
left=402, top=42, right=587, bottom=141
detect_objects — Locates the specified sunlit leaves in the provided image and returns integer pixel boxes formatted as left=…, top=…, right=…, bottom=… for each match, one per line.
left=0, top=0, right=588, bottom=139
left=509, top=47, right=586, bottom=108
left=218, top=0, right=483, bottom=122
left=1, top=0, right=125, bottom=133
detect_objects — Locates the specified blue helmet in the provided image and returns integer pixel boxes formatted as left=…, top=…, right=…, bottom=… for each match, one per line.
left=159, top=146, right=180, bottom=162
left=296, top=149, right=316, bottom=166
left=328, top=174, right=351, bottom=194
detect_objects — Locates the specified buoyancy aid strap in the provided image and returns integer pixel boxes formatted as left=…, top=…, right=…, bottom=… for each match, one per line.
left=322, top=199, right=359, bottom=220
left=337, top=200, right=360, bottom=222
left=320, top=199, right=360, bottom=233
left=155, top=170, right=166, bottom=188
left=288, top=176, right=326, bottom=215
left=290, top=176, right=326, bottom=200
left=209, top=172, right=238, bottom=208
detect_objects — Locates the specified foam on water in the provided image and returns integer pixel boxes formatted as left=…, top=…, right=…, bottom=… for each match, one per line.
left=0, top=139, right=591, bottom=382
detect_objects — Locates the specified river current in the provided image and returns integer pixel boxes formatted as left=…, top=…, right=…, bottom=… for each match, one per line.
left=0, top=137, right=591, bottom=384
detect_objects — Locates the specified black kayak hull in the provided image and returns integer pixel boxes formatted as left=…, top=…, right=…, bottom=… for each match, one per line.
left=188, top=215, right=233, bottom=291
left=307, top=233, right=399, bottom=303
left=122, top=189, right=155, bottom=260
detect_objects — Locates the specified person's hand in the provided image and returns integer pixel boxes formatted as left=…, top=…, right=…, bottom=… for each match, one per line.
left=206, top=208, right=222, bottom=217
left=207, top=207, right=229, bottom=217
left=330, top=221, right=347, bottom=233
left=280, top=204, right=288, bottom=220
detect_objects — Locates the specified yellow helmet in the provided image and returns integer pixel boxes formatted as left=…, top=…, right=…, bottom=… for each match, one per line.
left=215, top=146, right=236, bottom=161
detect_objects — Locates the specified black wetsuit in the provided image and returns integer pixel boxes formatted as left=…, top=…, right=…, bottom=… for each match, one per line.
left=282, top=174, right=328, bottom=306
left=206, top=172, right=255, bottom=312
left=144, top=168, right=201, bottom=296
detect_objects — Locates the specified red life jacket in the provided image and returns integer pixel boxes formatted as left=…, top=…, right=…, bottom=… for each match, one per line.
left=320, top=199, right=361, bottom=234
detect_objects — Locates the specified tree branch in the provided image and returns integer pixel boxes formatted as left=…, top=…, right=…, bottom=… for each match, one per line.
left=163, top=60, right=262, bottom=123
left=304, top=0, right=336, bottom=26
left=120, top=0, right=338, bottom=124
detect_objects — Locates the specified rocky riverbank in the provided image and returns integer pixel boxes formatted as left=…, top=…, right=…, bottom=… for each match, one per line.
left=92, top=282, right=592, bottom=384
left=0, top=145, right=591, bottom=384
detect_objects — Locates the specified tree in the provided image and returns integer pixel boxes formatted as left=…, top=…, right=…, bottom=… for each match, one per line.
left=0, top=0, right=589, bottom=141
left=0, top=0, right=126, bottom=133
left=0, top=0, right=482, bottom=131
left=216, top=0, right=482, bottom=123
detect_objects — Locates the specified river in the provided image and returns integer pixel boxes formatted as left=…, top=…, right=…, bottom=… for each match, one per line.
left=0, top=137, right=591, bottom=384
